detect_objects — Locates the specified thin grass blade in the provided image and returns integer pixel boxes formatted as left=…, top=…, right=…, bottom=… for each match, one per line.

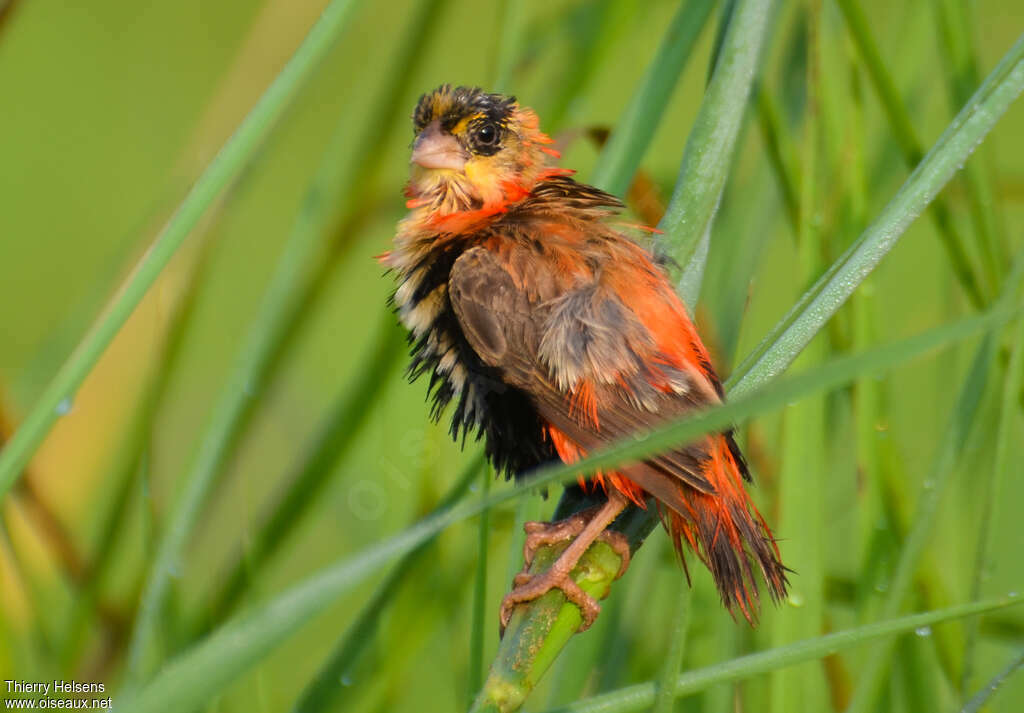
left=0, top=0, right=361, bottom=497
left=589, top=0, right=715, bottom=197
left=536, top=597, right=1024, bottom=713
left=729, top=32, right=1024, bottom=397
left=657, top=0, right=776, bottom=286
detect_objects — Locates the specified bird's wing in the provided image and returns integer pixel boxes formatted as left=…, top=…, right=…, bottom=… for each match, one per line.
left=448, top=243, right=724, bottom=497
left=450, top=242, right=788, bottom=616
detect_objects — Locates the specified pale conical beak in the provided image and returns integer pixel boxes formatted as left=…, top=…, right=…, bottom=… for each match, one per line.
left=411, top=121, right=468, bottom=171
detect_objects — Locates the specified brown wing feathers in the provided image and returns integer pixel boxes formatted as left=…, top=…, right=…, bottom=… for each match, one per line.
left=448, top=231, right=787, bottom=617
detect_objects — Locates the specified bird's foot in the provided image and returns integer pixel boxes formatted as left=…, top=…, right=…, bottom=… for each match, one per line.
left=501, top=504, right=632, bottom=634
left=522, top=517, right=632, bottom=577
left=500, top=568, right=601, bottom=632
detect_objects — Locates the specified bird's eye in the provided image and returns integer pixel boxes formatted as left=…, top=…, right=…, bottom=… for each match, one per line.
left=476, top=123, right=498, bottom=145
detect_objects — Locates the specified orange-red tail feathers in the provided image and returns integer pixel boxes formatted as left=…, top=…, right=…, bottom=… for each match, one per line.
left=665, top=435, right=787, bottom=622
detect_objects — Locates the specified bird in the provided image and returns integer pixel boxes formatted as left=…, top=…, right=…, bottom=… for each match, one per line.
left=381, top=84, right=788, bottom=632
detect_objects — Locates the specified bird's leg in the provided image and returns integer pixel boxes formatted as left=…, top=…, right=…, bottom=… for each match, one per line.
left=500, top=491, right=631, bottom=633
left=521, top=509, right=631, bottom=576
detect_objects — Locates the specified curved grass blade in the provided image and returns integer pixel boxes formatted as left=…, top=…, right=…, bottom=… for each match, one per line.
left=0, top=0, right=362, bottom=498
left=535, top=597, right=1024, bottom=713
left=729, top=32, right=1024, bottom=398
left=589, top=0, right=715, bottom=197
left=110, top=304, right=1018, bottom=713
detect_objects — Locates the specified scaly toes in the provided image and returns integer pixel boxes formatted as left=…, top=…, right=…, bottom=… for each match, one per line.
left=499, top=571, right=601, bottom=634
left=521, top=511, right=594, bottom=567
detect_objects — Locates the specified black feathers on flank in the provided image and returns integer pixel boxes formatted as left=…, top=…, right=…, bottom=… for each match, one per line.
left=397, top=242, right=556, bottom=479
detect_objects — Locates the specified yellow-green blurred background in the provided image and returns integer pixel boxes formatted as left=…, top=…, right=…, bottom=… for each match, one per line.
left=1, top=0, right=1022, bottom=711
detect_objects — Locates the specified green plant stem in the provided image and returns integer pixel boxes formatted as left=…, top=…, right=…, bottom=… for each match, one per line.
left=729, top=31, right=1024, bottom=398
left=536, top=597, right=1024, bottom=713
left=658, top=0, right=776, bottom=286
left=0, top=0, right=361, bottom=499
left=589, top=0, right=715, bottom=197
left=469, top=541, right=626, bottom=713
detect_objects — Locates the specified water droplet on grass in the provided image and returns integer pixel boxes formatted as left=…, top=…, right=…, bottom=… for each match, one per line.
left=915, top=626, right=932, bottom=637
left=56, top=397, right=73, bottom=415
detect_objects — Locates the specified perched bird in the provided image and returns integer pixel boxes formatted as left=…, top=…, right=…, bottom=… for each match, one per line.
left=382, top=85, right=787, bottom=631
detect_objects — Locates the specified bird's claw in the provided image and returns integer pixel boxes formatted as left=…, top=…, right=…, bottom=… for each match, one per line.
left=522, top=517, right=632, bottom=577
left=500, top=522, right=631, bottom=634
left=499, top=569, right=600, bottom=634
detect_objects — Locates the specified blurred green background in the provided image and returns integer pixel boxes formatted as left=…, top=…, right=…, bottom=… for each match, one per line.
left=0, top=0, right=1022, bottom=711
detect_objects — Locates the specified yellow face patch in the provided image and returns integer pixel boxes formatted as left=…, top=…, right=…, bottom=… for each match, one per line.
left=449, top=113, right=483, bottom=137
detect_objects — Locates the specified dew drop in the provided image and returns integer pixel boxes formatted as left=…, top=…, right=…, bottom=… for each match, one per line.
left=341, top=674, right=353, bottom=687
left=915, top=626, right=932, bottom=637
left=56, top=397, right=73, bottom=415
left=469, top=483, right=479, bottom=493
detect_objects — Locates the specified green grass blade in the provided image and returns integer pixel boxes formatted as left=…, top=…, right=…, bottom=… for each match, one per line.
left=933, top=0, right=1007, bottom=293
left=960, top=649, right=1024, bottom=713
left=657, top=0, right=776, bottom=286
left=771, top=7, right=828, bottom=710
left=60, top=236, right=215, bottom=669
left=194, top=318, right=406, bottom=633
left=845, top=336, right=996, bottom=712
left=110, top=304, right=1017, bottom=711
left=728, top=31, right=1024, bottom=398
left=124, top=110, right=359, bottom=679
left=0, top=0, right=361, bottom=498
left=963, top=317, right=1024, bottom=693
left=834, top=0, right=986, bottom=307
left=651, top=589, right=691, bottom=713
left=492, top=0, right=525, bottom=93
left=535, top=598, right=1024, bottom=713
left=289, top=456, right=483, bottom=713
left=468, top=465, right=493, bottom=707
left=589, top=0, right=715, bottom=197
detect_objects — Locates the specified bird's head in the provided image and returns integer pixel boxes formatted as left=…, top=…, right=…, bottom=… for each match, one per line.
left=405, top=85, right=564, bottom=229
